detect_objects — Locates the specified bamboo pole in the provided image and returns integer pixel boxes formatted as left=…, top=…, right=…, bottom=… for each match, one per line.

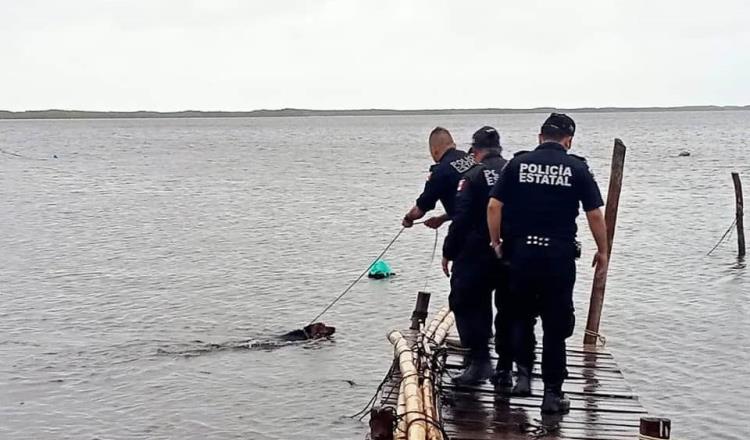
left=584, top=139, right=626, bottom=345
left=424, top=306, right=450, bottom=340
left=395, top=380, right=407, bottom=440
left=732, top=173, right=746, bottom=258
left=432, top=311, right=455, bottom=346
left=420, top=342, right=441, bottom=440
left=388, top=330, right=426, bottom=440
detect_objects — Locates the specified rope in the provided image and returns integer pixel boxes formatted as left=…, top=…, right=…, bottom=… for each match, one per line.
left=307, top=227, right=406, bottom=325
left=584, top=329, right=607, bottom=346
left=422, top=228, right=439, bottom=292
left=348, top=360, right=397, bottom=419
left=707, top=218, right=737, bottom=255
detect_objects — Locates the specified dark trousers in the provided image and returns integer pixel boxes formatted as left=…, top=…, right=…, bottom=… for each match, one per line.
left=494, top=259, right=536, bottom=371
left=449, top=254, right=495, bottom=361
left=508, top=240, right=576, bottom=389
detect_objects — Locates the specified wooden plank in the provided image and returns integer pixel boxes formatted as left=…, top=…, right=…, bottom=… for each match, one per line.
left=445, top=422, right=640, bottom=438
left=443, top=410, right=642, bottom=430
left=444, top=381, right=636, bottom=399
left=443, top=404, right=643, bottom=427
left=445, top=346, right=615, bottom=360
left=446, top=428, right=638, bottom=440
left=445, top=338, right=613, bottom=357
left=444, top=357, right=625, bottom=376
left=441, top=390, right=647, bottom=413
left=384, top=378, right=636, bottom=400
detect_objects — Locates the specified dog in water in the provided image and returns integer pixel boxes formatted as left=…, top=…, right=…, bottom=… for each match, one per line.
left=280, top=322, right=336, bottom=341
left=159, top=322, right=336, bottom=356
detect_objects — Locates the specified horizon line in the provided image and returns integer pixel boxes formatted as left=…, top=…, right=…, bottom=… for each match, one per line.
left=1, top=104, right=749, bottom=120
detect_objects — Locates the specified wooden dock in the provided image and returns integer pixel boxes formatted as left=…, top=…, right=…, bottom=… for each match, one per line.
left=368, top=308, right=670, bottom=440
left=439, top=341, right=648, bottom=440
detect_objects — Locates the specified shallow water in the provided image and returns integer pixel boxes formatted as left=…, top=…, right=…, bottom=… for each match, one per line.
left=0, top=112, right=748, bottom=439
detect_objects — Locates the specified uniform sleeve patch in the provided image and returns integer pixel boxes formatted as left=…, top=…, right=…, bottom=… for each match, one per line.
left=449, top=155, right=476, bottom=173
left=483, top=169, right=499, bottom=186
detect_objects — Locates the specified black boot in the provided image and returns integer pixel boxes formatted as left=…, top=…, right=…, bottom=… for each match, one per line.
left=452, top=358, right=493, bottom=386
left=491, top=362, right=513, bottom=389
left=512, top=365, right=532, bottom=396
left=541, top=386, right=570, bottom=414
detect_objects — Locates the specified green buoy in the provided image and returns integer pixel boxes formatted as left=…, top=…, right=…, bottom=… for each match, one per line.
left=368, top=259, right=395, bottom=279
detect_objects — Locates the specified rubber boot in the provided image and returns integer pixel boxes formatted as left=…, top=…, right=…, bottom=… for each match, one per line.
left=452, top=358, right=493, bottom=386
left=541, top=386, right=570, bottom=414
left=512, top=365, right=532, bottom=396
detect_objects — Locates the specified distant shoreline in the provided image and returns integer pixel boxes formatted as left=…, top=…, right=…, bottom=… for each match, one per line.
left=1, top=106, right=749, bottom=120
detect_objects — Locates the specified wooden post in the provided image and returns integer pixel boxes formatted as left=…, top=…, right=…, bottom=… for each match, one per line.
left=584, top=139, right=626, bottom=345
left=410, top=291, right=431, bottom=330
left=731, top=173, right=746, bottom=258
left=639, top=417, right=671, bottom=439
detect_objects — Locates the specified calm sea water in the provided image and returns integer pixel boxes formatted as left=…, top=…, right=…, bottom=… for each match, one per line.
left=1, top=112, right=748, bottom=440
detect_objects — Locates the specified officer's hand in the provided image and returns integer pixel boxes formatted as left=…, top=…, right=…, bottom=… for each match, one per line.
left=402, top=216, right=414, bottom=228
left=441, top=257, right=451, bottom=277
left=592, top=251, right=609, bottom=277
left=491, top=241, right=503, bottom=259
left=423, top=216, right=445, bottom=229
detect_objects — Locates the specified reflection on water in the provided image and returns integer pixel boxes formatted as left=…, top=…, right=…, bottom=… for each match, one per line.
left=1, top=112, right=748, bottom=439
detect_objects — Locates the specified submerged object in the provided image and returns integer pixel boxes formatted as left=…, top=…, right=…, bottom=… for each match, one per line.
left=678, top=151, right=691, bottom=157
left=368, top=259, right=395, bottom=279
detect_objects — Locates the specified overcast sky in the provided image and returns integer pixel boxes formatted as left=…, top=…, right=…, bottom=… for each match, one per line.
left=2, top=0, right=749, bottom=111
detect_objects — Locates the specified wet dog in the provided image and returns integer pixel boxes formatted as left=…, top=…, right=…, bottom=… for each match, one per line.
left=280, top=322, right=336, bottom=341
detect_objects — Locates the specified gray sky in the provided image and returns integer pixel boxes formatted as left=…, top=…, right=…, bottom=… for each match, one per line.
left=2, top=0, right=749, bottom=111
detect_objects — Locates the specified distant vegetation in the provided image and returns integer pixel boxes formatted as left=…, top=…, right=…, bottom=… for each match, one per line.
left=1, top=106, right=748, bottom=119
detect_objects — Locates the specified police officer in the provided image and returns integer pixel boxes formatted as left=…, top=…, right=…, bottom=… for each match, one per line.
left=487, top=113, right=608, bottom=413
left=403, top=127, right=474, bottom=229
left=442, top=126, right=507, bottom=385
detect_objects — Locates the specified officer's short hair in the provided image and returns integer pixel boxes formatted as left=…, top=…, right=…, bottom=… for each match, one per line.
left=541, top=113, right=576, bottom=141
left=429, top=126, right=452, bottom=142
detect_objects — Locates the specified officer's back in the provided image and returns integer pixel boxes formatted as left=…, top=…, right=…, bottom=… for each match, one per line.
left=444, top=128, right=507, bottom=260
left=498, top=137, right=601, bottom=242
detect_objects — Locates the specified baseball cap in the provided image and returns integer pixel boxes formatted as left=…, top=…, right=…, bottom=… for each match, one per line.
left=541, top=113, right=576, bottom=137
left=471, top=126, right=501, bottom=151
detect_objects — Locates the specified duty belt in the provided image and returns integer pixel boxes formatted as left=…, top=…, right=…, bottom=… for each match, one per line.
left=525, top=235, right=551, bottom=247
left=523, top=235, right=581, bottom=259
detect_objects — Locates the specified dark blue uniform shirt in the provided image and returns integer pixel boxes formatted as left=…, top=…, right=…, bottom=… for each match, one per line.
left=490, top=142, right=603, bottom=241
left=443, top=150, right=507, bottom=260
left=415, top=148, right=474, bottom=218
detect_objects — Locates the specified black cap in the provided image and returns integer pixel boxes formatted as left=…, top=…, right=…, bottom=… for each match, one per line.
left=471, top=126, right=501, bottom=151
left=541, top=113, right=576, bottom=137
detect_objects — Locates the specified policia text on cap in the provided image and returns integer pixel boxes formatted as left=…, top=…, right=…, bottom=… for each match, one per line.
left=487, top=113, right=608, bottom=414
